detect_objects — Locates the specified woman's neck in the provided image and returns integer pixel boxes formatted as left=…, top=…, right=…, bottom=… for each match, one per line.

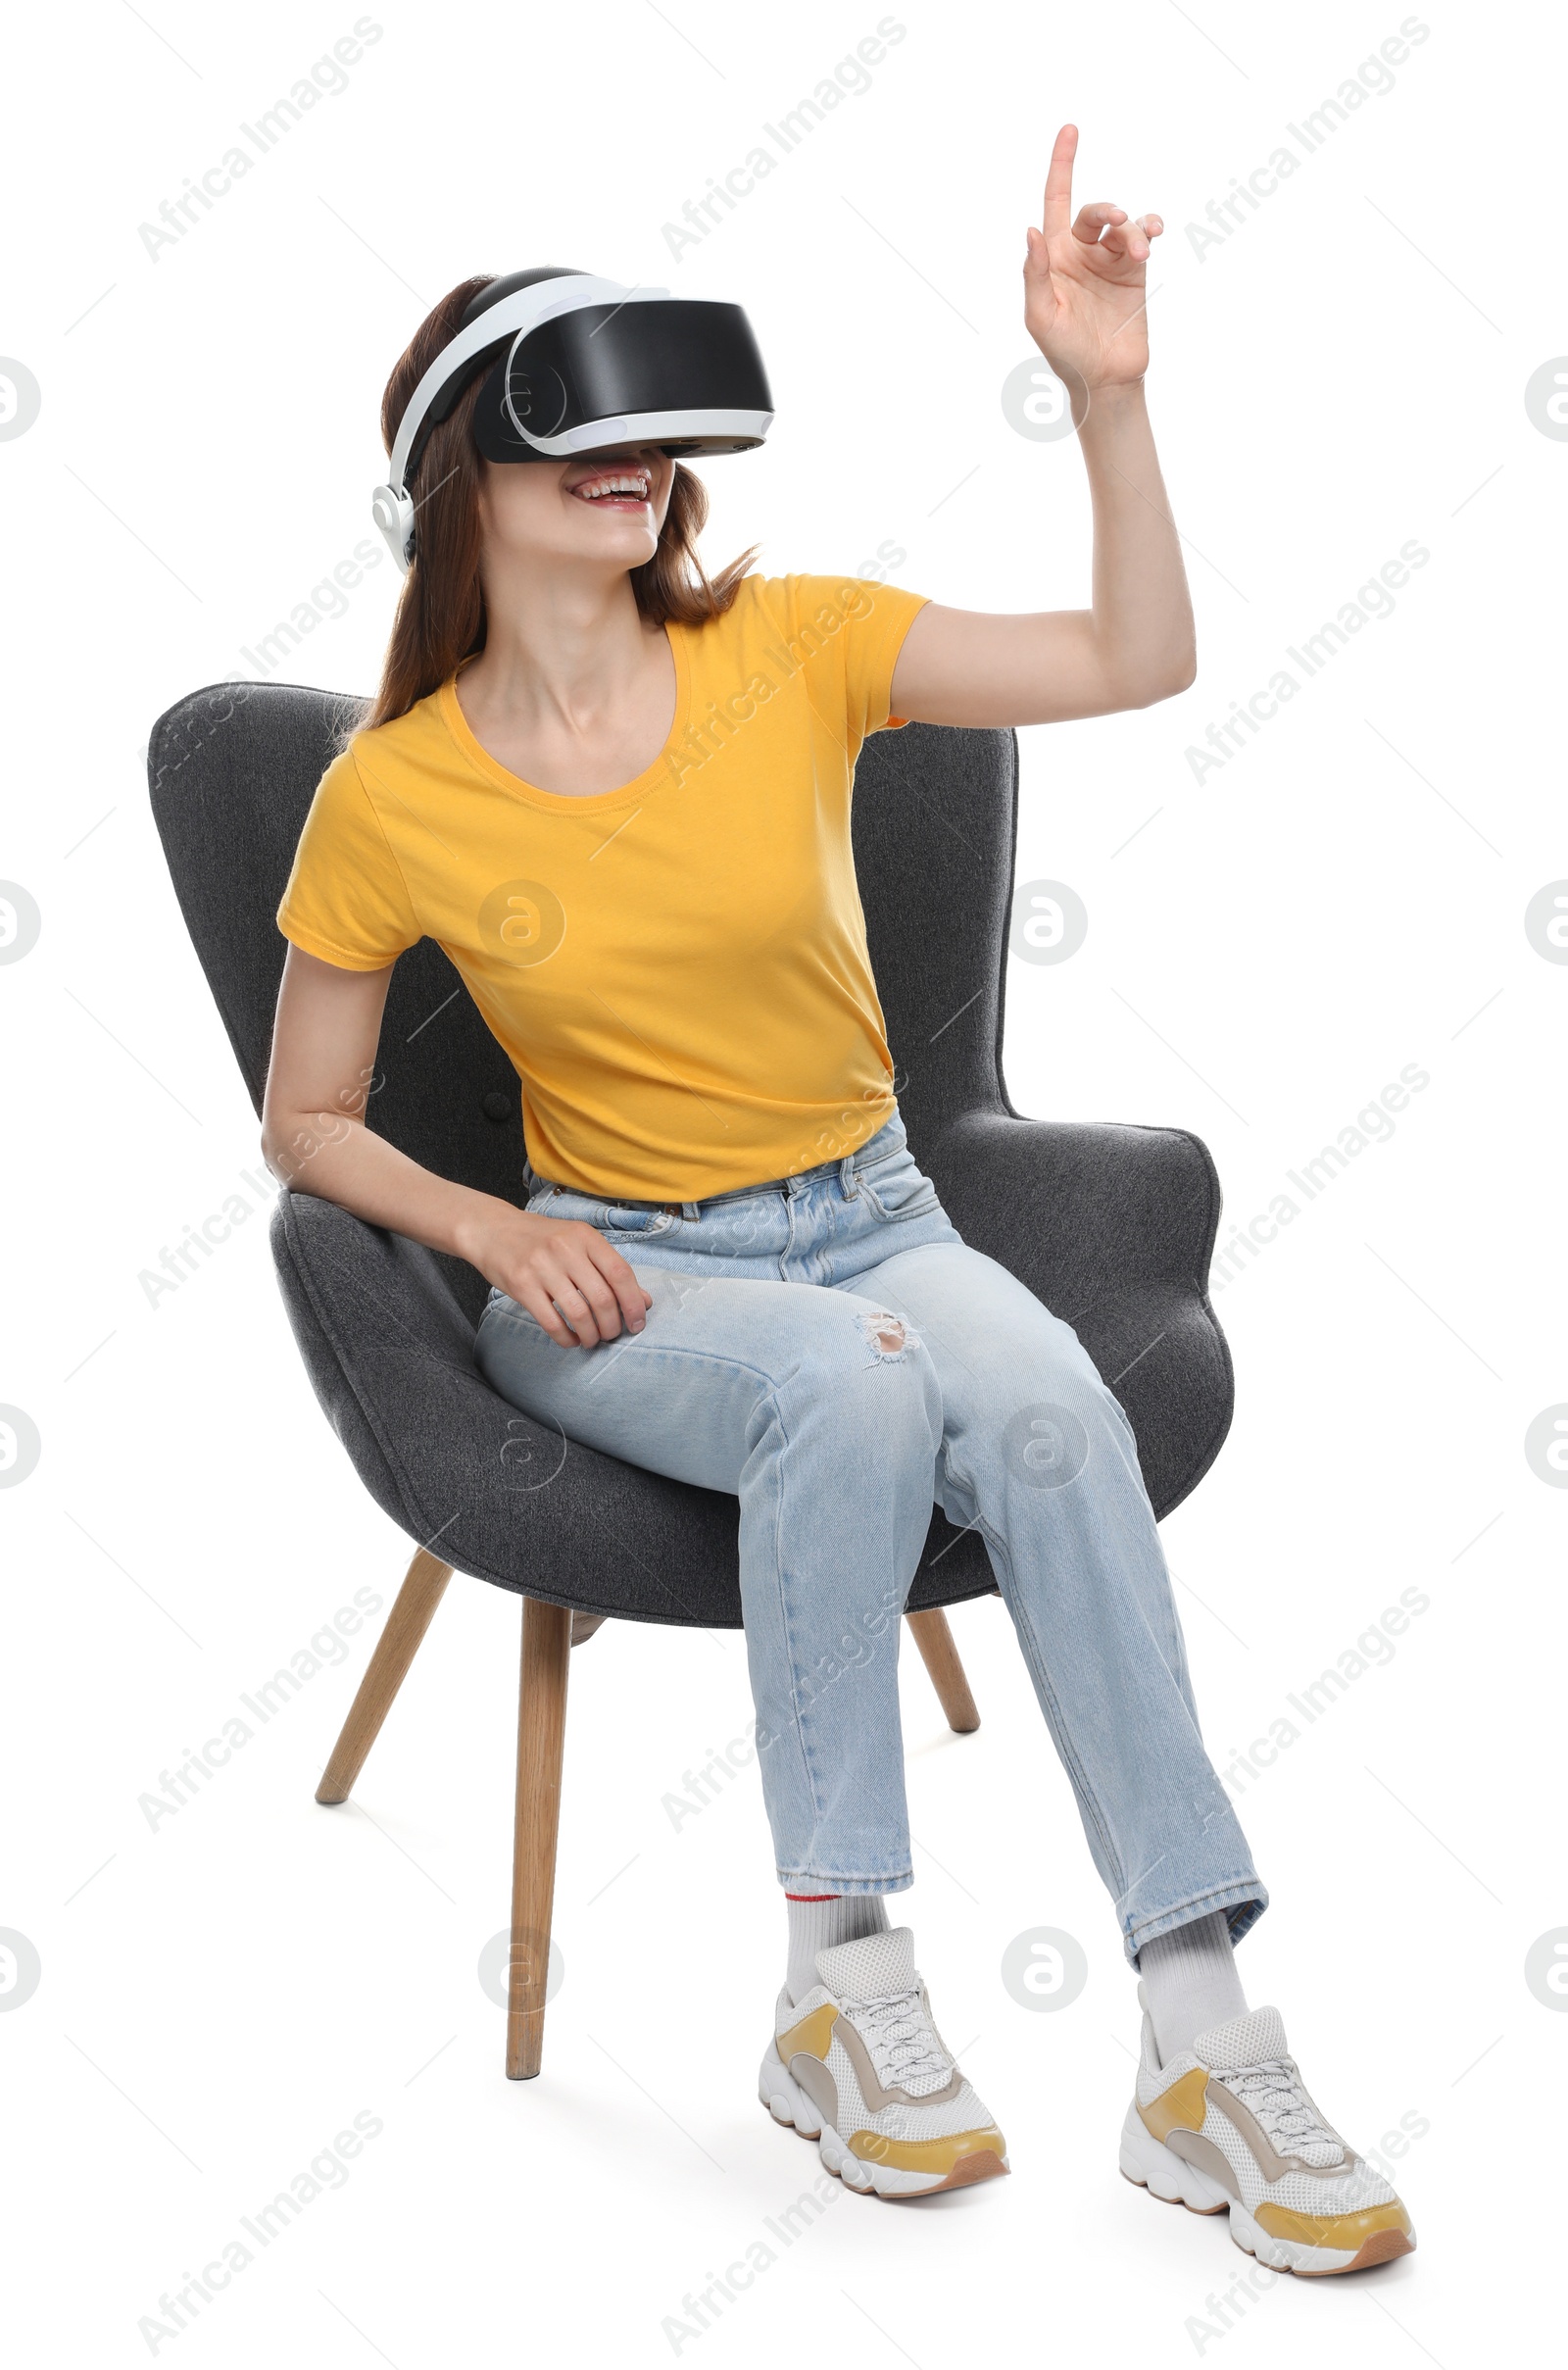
left=453, top=565, right=676, bottom=797
left=463, top=567, right=657, bottom=733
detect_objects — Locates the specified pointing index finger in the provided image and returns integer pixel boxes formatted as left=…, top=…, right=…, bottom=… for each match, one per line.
left=1041, top=123, right=1078, bottom=242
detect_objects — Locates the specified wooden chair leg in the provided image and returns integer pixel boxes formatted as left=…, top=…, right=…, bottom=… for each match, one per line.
left=315, top=1547, right=453, bottom=1805
left=507, top=1597, right=571, bottom=2080
left=906, top=1607, right=980, bottom=1734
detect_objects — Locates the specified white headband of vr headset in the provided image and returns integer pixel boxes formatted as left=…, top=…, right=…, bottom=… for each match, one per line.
left=370, top=275, right=771, bottom=573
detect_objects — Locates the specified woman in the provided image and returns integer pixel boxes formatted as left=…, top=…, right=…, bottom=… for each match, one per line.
left=264, top=128, right=1413, bottom=2265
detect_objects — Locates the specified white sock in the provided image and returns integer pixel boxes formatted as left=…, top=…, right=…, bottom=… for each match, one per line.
left=1138, top=1909, right=1248, bottom=2061
left=785, top=1893, right=890, bottom=2004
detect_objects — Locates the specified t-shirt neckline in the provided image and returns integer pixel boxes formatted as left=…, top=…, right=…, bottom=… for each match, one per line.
left=436, top=622, right=691, bottom=816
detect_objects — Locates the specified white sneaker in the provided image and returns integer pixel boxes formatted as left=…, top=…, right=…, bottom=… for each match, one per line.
left=759, top=1926, right=1008, bottom=2199
left=1120, top=2000, right=1415, bottom=2275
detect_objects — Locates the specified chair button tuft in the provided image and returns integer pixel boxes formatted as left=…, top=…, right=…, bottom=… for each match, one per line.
left=481, top=1090, right=514, bottom=1123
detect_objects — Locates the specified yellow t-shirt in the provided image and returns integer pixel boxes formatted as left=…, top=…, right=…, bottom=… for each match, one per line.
left=276, top=572, right=930, bottom=1200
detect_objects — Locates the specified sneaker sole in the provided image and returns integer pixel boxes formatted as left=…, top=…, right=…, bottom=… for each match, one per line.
left=760, top=2049, right=1009, bottom=2200
left=1118, top=2105, right=1415, bottom=2276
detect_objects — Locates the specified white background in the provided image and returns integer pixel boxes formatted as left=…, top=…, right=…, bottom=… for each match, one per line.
left=2, top=1, right=1562, bottom=2362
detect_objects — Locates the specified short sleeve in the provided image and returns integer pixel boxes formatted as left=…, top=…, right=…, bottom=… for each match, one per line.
left=276, top=746, right=420, bottom=971
left=783, top=574, right=929, bottom=746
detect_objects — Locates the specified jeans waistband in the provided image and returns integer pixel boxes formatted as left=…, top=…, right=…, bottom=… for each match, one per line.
left=525, top=1108, right=906, bottom=1213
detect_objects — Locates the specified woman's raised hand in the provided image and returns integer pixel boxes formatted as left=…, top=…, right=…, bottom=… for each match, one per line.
left=1024, top=123, right=1163, bottom=395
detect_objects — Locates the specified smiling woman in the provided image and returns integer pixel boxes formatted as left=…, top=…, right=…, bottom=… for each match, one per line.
left=359, top=273, right=759, bottom=735
left=258, top=126, right=1416, bottom=2256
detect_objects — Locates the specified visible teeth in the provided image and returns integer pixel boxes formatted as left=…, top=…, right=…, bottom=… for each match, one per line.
left=578, top=473, right=648, bottom=499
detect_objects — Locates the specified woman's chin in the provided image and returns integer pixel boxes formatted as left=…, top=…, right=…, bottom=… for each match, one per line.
left=574, top=525, right=661, bottom=569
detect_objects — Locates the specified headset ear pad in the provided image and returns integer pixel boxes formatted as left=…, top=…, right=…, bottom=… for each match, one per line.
left=369, top=483, right=416, bottom=568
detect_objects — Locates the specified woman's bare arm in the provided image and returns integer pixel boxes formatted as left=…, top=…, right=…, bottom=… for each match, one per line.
left=889, top=124, right=1194, bottom=728
left=260, top=945, right=650, bottom=1347
left=889, top=387, right=1192, bottom=725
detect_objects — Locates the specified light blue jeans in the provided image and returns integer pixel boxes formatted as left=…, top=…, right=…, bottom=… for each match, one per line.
left=473, top=1111, right=1266, bottom=1959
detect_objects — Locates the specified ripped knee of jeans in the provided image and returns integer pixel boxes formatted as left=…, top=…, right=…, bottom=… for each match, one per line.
left=858, top=1308, right=914, bottom=1360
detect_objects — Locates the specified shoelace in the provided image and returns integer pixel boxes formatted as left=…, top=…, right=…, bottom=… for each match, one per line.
left=1212, top=2056, right=1345, bottom=2164
left=848, top=1987, right=954, bottom=2091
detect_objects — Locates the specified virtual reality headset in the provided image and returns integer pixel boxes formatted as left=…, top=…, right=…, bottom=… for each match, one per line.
left=371, top=266, right=773, bottom=571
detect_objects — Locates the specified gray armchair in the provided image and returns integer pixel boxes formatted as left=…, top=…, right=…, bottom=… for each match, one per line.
left=149, top=681, right=1233, bottom=2078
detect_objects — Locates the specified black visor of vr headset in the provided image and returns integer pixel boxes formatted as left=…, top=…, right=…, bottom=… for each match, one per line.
left=370, top=267, right=773, bottom=571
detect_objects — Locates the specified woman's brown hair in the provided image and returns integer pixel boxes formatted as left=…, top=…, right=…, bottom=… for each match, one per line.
left=363, top=275, right=758, bottom=731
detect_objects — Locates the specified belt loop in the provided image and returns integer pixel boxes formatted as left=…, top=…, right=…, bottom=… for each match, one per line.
left=682, top=1201, right=700, bottom=1220
left=840, top=1152, right=858, bottom=1200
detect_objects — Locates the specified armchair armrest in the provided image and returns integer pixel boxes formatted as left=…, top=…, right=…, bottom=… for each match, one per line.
left=268, top=1191, right=747, bottom=1624
left=921, top=1109, right=1233, bottom=1518
left=926, top=1109, right=1223, bottom=1309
